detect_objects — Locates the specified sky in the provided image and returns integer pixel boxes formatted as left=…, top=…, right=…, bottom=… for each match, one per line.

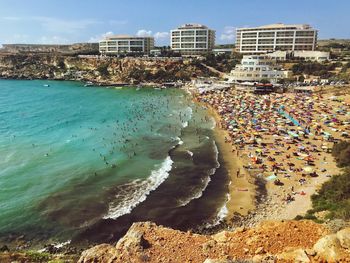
left=0, top=0, right=349, bottom=46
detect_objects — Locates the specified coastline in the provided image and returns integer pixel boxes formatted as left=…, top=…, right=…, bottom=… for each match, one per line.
left=189, top=89, right=256, bottom=222
left=208, top=105, right=256, bottom=219
left=192, top=86, right=350, bottom=229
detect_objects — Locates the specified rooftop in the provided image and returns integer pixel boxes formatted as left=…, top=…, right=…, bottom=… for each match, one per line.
left=237, top=23, right=313, bottom=30
left=102, top=35, right=153, bottom=40
left=177, top=23, right=209, bottom=29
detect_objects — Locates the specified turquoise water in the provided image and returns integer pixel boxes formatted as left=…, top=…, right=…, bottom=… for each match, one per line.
left=0, top=80, right=228, bottom=246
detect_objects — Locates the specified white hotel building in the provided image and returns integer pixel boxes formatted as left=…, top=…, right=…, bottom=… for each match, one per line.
left=99, top=35, right=154, bottom=55
left=228, top=55, right=289, bottom=83
left=236, top=23, right=317, bottom=54
left=170, top=24, right=215, bottom=56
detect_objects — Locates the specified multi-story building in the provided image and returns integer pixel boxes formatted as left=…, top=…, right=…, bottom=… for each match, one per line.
left=228, top=55, right=290, bottom=83
left=236, top=23, right=317, bottom=54
left=170, top=24, right=215, bottom=56
left=99, top=35, right=154, bottom=55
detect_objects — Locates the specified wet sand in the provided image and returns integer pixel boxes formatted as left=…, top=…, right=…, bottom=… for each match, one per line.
left=202, top=103, right=256, bottom=219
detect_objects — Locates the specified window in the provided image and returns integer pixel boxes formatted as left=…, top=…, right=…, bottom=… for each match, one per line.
left=181, top=30, right=195, bottom=36
left=118, top=41, right=129, bottom=45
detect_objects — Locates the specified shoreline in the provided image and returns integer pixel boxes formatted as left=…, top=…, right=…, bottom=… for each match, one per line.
left=191, top=86, right=350, bottom=228
left=207, top=105, right=257, bottom=219
left=189, top=89, right=257, bottom=221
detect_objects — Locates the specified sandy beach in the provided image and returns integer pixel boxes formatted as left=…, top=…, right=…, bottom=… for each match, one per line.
left=207, top=105, right=256, bottom=219
left=194, top=85, right=350, bottom=225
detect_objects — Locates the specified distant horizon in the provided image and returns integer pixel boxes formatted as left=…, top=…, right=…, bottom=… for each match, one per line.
left=0, top=0, right=350, bottom=46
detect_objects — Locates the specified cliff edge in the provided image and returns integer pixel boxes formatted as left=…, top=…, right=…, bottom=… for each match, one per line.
left=78, top=220, right=350, bottom=263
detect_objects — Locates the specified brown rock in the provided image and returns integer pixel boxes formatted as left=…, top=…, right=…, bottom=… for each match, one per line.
left=336, top=227, right=350, bottom=250
left=77, top=244, right=117, bottom=263
left=313, top=234, right=343, bottom=262
left=277, top=248, right=310, bottom=263
left=255, top=246, right=265, bottom=254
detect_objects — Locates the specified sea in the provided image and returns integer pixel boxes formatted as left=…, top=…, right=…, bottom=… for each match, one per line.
left=0, top=79, right=229, bottom=247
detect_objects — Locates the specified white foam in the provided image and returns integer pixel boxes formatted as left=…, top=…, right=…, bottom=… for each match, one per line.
left=178, top=175, right=211, bottom=207
left=216, top=193, right=230, bottom=221
left=210, top=117, right=216, bottom=130
left=38, top=240, right=71, bottom=253
left=103, top=156, right=173, bottom=220
left=176, top=137, right=184, bottom=145
left=205, top=193, right=230, bottom=228
left=186, top=150, right=193, bottom=157
left=177, top=143, right=219, bottom=207
left=213, top=141, right=220, bottom=169
left=182, top=121, right=188, bottom=128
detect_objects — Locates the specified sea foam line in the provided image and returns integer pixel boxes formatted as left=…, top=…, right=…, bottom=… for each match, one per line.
left=177, top=140, right=220, bottom=207
left=103, top=156, right=173, bottom=220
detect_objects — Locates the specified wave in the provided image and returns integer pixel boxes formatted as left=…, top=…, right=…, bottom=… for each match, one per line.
left=103, top=156, right=173, bottom=220
left=210, top=117, right=216, bottom=130
left=178, top=175, right=211, bottom=207
left=213, top=141, right=220, bottom=169
left=176, top=137, right=184, bottom=145
left=186, top=150, right=193, bottom=157
left=205, top=193, right=230, bottom=228
left=177, top=140, right=220, bottom=207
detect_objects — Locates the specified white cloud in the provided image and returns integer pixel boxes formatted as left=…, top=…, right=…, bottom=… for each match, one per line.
left=88, top=31, right=114, bottom=42
left=136, top=29, right=152, bottom=37
left=154, top=32, right=169, bottom=40
left=220, top=26, right=236, bottom=41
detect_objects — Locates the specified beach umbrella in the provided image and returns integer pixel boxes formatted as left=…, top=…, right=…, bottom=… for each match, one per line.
left=303, top=167, right=313, bottom=173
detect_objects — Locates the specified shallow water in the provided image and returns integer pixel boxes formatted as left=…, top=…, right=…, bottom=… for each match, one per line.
left=0, top=80, right=228, bottom=245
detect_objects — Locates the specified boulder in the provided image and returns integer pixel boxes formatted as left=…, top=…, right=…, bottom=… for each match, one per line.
left=212, top=231, right=230, bottom=243
left=115, top=222, right=151, bottom=253
left=313, top=234, right=343, bottom=262
left=277, top=248, right=310, bottom=263
left=77, top=244, right=117, bottom=263
left=336, top=227, right=350, bottom=250
left=0, top=245, right=9, bottom=252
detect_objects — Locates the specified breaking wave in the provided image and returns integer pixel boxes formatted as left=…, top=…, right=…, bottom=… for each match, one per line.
left=103, top=156, right=173, bottom=220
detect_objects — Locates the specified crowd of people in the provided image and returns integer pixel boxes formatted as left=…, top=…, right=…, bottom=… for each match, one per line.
left=195, top=88, right=350, bottom=209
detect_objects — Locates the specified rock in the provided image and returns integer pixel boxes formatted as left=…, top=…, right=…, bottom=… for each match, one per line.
left=202, top=240, right=217, bottom=253
left=0, top=245, right=9, bottom=252
left=203, top=259, right=233, bottom=263
left=277, top=248, right=310, bottom=263
left=252, top=254, right=276, bottom=263
left=212, top=231, right=230, bottom=243
left=254, top=246, right=265, bottom=254
left=77, top=244, right=117, bottom=263
left=304, top=248, right=316, bottom=256
left=115, top=222, right=151, bottom=253
left=313, top=234, right=343, bottom=262
left=336, top=227, right=350, bottom=249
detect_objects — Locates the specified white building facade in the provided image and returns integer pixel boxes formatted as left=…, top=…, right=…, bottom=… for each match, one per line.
left=99, top=35, right=154, bottom=55
left=265, top=50, right=330, bottom=62
left=170, top=24, right=215, bottom=56
left=236, top=23, right=317, bottom=54
left=228, top=55, right=289, bottom=83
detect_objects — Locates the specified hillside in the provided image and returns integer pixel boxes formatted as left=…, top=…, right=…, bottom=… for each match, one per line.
left=0, top=54, right=216, bottom=84
left=76, top=220, right=350, bottom=262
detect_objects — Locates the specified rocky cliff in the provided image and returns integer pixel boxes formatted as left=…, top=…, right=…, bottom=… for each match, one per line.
left=78, top=220, right=350, bottom=263
left=0, top=54, right=215, bottom=84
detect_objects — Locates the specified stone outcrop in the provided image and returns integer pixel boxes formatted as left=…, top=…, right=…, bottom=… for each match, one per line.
left=77, top=220, right=350, bottom=263
left=0, top=54, right=214, bottom=84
